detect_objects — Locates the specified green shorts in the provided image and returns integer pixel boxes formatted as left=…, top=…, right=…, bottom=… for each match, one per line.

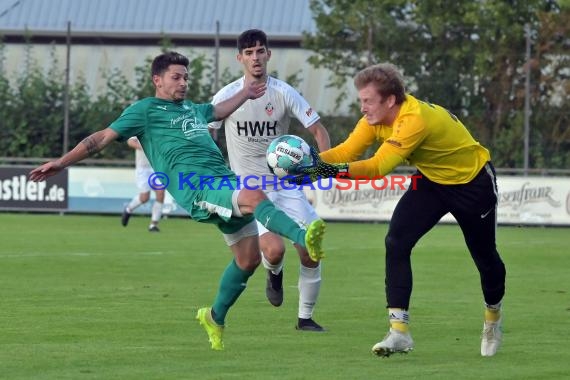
left=188, top=178, right=254, bottom=234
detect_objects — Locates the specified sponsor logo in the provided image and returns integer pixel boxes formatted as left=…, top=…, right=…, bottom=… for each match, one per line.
left=306, top=108, right=313, bottom=117
left=236, top=121, right=278, bottom=137
left=480, top=207, right=494, bottom=219
left=247, top=136, right=270, bottom=143
left=0, top=167, right=68, bottom=210
left=321, top=175, right=420, bottom=208
left=171, top=113, right=208, bottom=138
left=498, top=182, right=561, bottom=210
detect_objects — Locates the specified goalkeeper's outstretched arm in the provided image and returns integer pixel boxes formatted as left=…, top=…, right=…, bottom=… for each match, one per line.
left=291, top=147, right=349, bottom=184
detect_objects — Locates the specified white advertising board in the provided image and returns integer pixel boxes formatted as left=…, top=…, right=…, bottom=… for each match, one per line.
left=19, top=167, right=565, bottom=225
left=303, top=176, right=570, bottom=226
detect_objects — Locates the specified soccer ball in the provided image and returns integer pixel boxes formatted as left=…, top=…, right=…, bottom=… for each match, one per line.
left=266, top=135, right=313, bottom=178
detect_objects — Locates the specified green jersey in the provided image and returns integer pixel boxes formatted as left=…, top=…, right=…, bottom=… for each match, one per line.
left=109, top=97, right=235, bottom=218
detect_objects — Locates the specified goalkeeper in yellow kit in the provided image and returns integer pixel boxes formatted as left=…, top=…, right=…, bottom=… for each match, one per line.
left=295, top=63, right=506, bottom=357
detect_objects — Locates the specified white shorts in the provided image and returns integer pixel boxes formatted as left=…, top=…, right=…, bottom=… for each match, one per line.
left=257, top=189, right=319, bottom=236
left=222, top=219, right=259, bottom=246
left=135, top=166, right=156, bottom=192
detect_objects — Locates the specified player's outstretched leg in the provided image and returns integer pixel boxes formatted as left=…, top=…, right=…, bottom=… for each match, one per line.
left=252, top=200, right=327, bottom=263
left=196, top=307, right=224, bottom=351
left=305, top=219, right=326, bottom=262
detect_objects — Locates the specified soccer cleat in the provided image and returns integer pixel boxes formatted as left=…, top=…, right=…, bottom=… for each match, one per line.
left=296, top=318, right=326, bottom=332
left=305, top=219, right=326, bottom=262
left=481, top=317, right=503, bottom=356
left=372, top=328, right=414, bottom=357
left=196, top=307, right=224, bottom=351
left=148, top=225, right=160, bottom=232
left=266, top=270, right=284, bottom=307
left=121, top=208, right=131, bottom=227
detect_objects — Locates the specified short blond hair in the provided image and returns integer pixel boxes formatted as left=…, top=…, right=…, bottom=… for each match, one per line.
left=354, top=63, right=406, bottom=104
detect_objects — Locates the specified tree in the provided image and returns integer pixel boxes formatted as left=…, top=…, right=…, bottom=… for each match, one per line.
left=0, top=44, right=219, bottom=161
left=527, top=7, right=569, bottom=168
left=304, top=0, right=568, bottom=169
left=1, top=45, right=67, bottom=158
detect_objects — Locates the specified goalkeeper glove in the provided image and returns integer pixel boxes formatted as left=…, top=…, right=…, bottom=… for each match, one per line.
left=290, top=146, right=349, bottom=185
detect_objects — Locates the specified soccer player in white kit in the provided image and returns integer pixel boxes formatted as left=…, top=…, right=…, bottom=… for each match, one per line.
left=121, top=136, right=165, bottom=232
left=209, top=29, right=331, bottom=331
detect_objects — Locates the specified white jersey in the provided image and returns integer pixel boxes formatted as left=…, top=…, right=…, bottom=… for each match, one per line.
left=129, top=137, right=155, bottom=191
left=209, top=76, right=320, bottom=184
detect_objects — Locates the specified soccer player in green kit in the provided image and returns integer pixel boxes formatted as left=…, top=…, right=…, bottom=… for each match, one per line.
left=29, top=51, right=326, bottom=351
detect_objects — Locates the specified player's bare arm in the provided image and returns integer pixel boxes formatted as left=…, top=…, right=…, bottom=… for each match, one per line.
left=213, top=81, right=266, bottom=120
left=29, top=128, right=119, bottom=182
left=307, top=122, right=331, bottom=152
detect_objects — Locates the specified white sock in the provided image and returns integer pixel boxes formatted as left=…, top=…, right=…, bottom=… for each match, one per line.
left=261, top=252, right=283, bottom=275
left=151, top=201, right=163, bottom=223
left=298, top=263, right=321, bottom=319
left=388, top=308, right=409, bottom=323
left=127, top=195, right=143, bottom=212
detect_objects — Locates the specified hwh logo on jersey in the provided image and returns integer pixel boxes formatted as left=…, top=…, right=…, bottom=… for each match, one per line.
left=237, top=121, right=278, bottom=136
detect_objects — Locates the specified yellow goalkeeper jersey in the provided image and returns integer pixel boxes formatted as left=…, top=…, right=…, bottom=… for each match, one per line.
left=320, top=94, right=490, bottom=184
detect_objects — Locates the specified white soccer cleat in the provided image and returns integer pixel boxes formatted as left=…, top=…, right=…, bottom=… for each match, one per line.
left=372, top=328, right=414, bottom=357
left=481, top=317, right=503, bottom=356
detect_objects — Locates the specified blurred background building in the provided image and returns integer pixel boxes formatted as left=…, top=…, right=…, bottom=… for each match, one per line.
left=0, top=0, right=355, bottom=115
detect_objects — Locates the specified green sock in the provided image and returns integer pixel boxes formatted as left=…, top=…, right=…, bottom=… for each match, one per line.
left=212, top=259, right=254, bottom=325
left=254, top=199, right=305, bottom=247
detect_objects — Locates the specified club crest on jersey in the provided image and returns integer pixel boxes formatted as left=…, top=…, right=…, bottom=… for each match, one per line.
left=265, top=102, right=274, bottom=116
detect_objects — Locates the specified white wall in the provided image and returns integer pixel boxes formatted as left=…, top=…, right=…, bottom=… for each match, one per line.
left=3, top=43, right=357, bottom=115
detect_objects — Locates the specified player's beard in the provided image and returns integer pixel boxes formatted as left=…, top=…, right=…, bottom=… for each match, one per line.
left=252, top=73, right=265, bottom=80
left=173, top=89, right=187, bottom=101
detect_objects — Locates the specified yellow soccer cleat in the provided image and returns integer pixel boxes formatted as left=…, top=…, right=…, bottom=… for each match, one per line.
left=196, top=307, right=224, bottom=351
left=305, top=219, right=326, bottom=262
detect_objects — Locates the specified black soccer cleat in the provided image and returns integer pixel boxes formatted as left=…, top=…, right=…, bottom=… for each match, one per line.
left=148, top=225, right=160, bottom=232
left=121, top=208, right=131, bottom=227
left=296, top=318, right=326, bottom=332
left=266, top=270, right=284, bottom=307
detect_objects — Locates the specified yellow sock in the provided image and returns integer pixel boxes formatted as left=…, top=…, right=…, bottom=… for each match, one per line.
left=485, top=308, right=501, bottom=322
left=391, top=321, right=409, bottom=333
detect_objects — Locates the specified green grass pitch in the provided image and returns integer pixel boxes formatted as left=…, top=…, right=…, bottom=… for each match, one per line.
left=1, top=213, right=569, bottom=379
